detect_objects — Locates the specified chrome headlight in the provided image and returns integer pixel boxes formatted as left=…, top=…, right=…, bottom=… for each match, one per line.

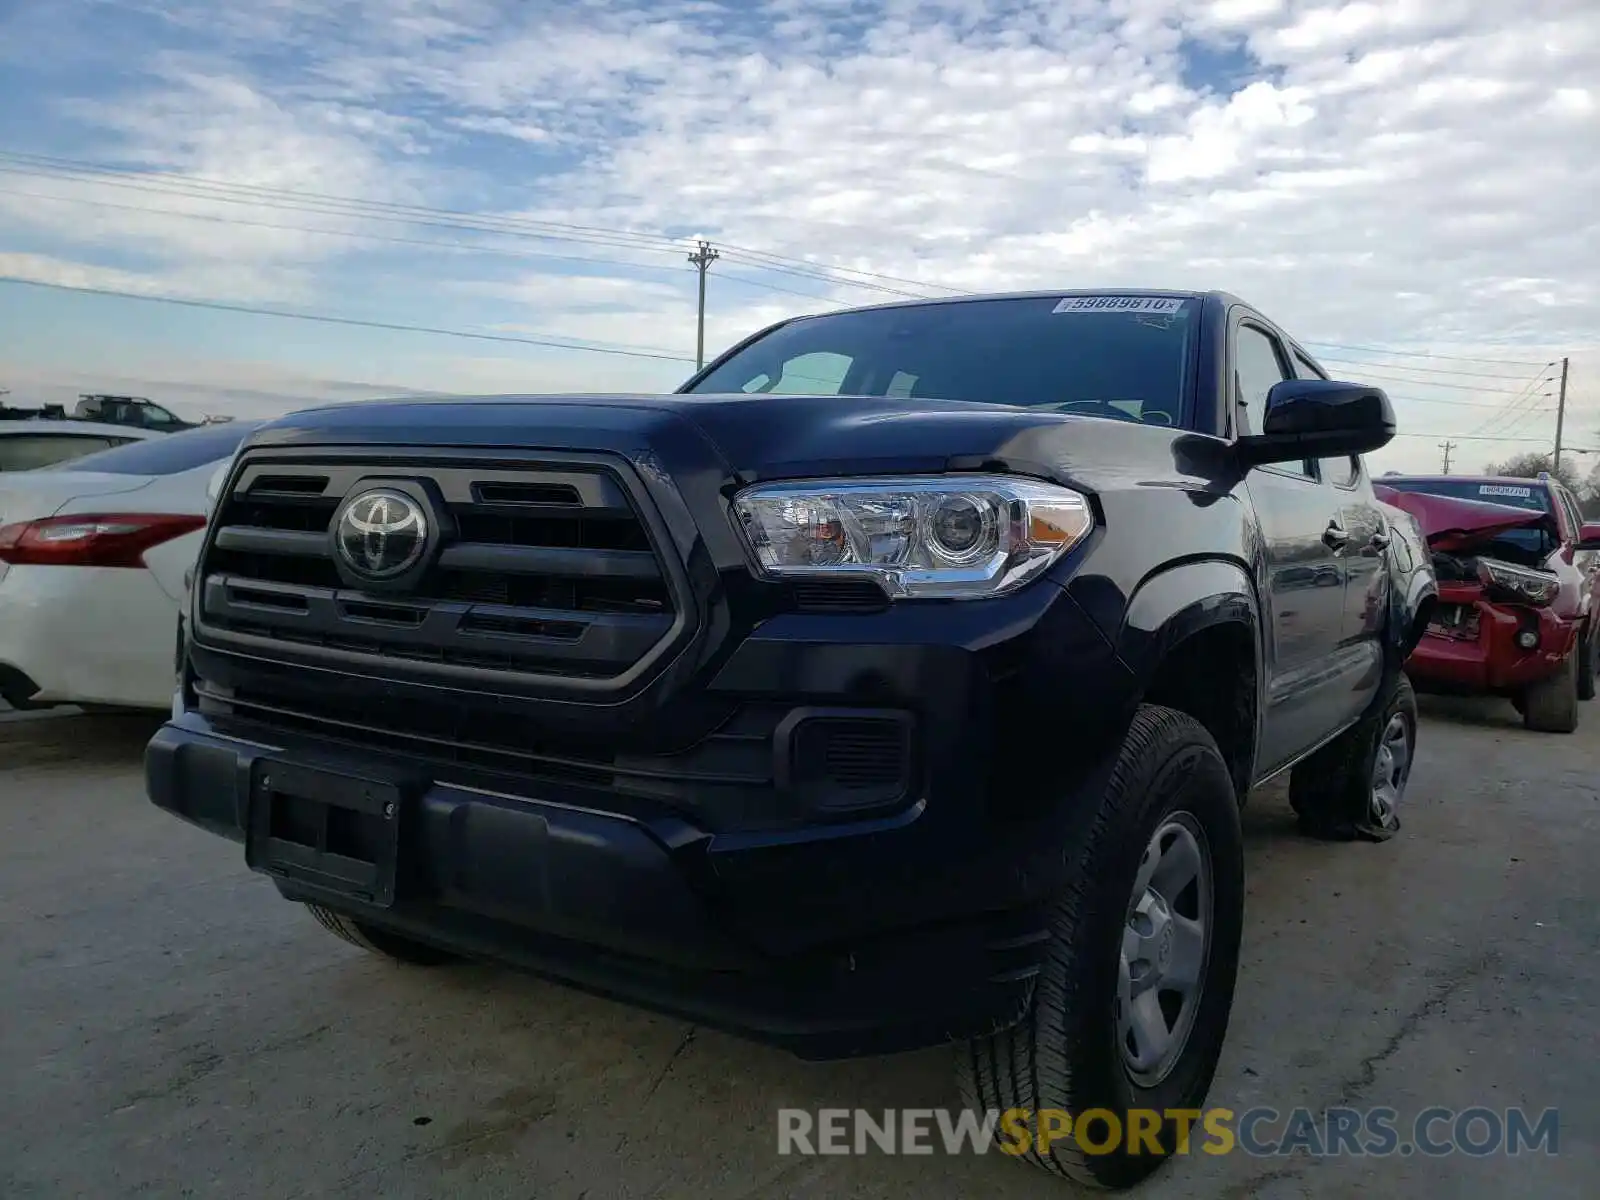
left=1477, top=558, right=1560, bottom=607
left=730, top=474, right=1094, bottom=599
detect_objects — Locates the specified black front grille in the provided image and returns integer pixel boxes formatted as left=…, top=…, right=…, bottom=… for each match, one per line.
left=197, top=454, right=683, bottom=683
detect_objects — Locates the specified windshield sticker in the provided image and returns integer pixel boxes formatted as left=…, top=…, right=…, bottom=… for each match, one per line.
left=1480, top=485, right=1533, bottom=498
left=1053, top=296, right=1185, bottom=315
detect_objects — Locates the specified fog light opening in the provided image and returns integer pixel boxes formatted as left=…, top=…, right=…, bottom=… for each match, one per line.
left=1516, top=629, right=1539, bottom=650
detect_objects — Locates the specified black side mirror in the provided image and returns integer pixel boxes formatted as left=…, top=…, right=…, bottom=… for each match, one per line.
left=1237, top=379, right=1396, bottom=467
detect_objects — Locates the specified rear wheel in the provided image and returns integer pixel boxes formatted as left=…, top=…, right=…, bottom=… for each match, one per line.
left=955, top=705, right=1245, bottom=1190
left=1523, top=645, right=1580, bottom=733
left=1289, top=673, right=1416, bottom=842
left=306, top=903, right=460, bottom=966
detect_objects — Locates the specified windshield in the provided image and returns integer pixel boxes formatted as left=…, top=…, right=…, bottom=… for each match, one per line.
left=685, top=295, right=1199, bottom=427
left=37, top=421, right=257, bottom=475
left=1381, top=478, right=1552, bottom=514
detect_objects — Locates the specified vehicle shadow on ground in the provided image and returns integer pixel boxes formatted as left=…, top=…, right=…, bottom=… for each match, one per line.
left=0, top=710, right=166, bottom=770
left=309, top=768, right=1364, bottom=1198
left=1413, top=693, right=1523, bottom=731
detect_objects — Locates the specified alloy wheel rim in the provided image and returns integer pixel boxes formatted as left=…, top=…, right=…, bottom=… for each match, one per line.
left=1369, top=713, right=1410, bottom=831
left=1116, top=812, right=1213, bottom=1087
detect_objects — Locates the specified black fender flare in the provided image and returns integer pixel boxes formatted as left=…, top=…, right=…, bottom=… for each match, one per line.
left=1116, top=558, right=1265, bottom=788
left=1118, top=558, right=1263, bottom=684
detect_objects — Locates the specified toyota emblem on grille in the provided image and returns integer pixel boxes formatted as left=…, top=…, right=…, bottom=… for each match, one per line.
left=335, top=488, right=429, bottom=580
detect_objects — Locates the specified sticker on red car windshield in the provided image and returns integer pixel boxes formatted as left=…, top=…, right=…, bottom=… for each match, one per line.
left=1053, top=296, right=1185, bottom=315
left=1479, top=485, right=1533, bottom=498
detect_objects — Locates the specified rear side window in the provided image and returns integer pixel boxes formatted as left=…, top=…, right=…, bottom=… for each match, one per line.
left=39, top=423, right=256, bottom=475
left=0, top=434, right=124, bottom=471
left=1322, top=456, right=1360, bottom=487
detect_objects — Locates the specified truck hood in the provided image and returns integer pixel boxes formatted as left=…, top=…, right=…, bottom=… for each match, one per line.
left=246, top=392, right=1200, bottom=493
left=1373, top=485, right=1551, bottom=553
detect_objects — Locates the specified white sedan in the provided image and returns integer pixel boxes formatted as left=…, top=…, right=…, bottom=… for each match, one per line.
left=0, top=421, right=259, bottom=711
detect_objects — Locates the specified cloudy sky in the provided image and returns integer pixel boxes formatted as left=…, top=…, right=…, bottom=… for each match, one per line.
left=0, top=0, right=1595, bottom=473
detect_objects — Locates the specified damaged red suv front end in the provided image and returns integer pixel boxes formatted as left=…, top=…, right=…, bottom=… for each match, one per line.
left=1375, top=476, right=1600, bottom=731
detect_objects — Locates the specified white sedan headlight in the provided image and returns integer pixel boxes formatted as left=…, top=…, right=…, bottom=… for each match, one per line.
left=731, top=474, right=1094, bottom=600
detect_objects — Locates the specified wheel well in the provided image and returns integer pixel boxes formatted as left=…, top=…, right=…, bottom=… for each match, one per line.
left=1142, top=622, right=1257, bottom=798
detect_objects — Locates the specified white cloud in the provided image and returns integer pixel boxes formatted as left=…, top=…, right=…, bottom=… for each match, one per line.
left=1, top=0, right=1598, bottom=472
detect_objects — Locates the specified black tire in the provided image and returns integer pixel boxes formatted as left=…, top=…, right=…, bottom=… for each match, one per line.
left=955, top=705, right=1245, bottom=1190
left=1523, top=645, right=1580, bottom=733
left=1577, top=623, right=1595, bottom=703
left=1289, top=673, right=1416, bottom=843
left=306, top=903, right=460, bottom=966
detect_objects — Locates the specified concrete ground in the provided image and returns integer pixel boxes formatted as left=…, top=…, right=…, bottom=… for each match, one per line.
left=1, top=699, right=1594, bottom=1199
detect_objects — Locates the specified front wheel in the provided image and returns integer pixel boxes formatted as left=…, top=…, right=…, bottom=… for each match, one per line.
left=956, top=705, right=1245, bottom=1190
left=306, top=904, right=461, bottom=966
left=1523, top=644, right=1580, bottom=733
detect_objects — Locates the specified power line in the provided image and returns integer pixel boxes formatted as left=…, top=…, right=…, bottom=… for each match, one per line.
left=0, top=149, right=939, bottom=300
left=0, top=150, right=679, bottom=252
left=1339, top=370, right=1550, bottom=396
left=1389, top=395, right=1551, bottom=412
left=1464, top=370, right=1558, bottom=439
left=0, top=160, right=914, bottom=303
left=1497, top=401, right=1558, bottom=441
left=1391, top=431, right=1553, bottom=443
left=0, top=182, right=844, bottom=306
left=0, top=275, right=698, bottom=363
left=712, top=244, right=962, bottom=296
left=717, top=248, right=932, bottom=300
left=0, top=273, right=1578, bottom=445
left=1302, top=339, right=1551, bottom=368
left=1314, top=355, right=1554, bottom=382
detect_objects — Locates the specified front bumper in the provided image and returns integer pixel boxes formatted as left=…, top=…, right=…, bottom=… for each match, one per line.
left=1407, top=588, right=1579, bottom=695
left=148, top=585, right=1134, bottom=1060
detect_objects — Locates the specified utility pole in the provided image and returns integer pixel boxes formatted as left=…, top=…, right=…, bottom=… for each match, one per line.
left=1553, top=356, right=1571, bottom=473
left=1439, top=440, right=1456, bottom=475
left=687, top=240, right=719, bottom=371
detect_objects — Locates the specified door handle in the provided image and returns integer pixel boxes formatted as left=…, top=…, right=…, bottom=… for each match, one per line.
left=1370, top=530, right=1391, bottom=550
left=1323, top=521, right=1350, bottom=551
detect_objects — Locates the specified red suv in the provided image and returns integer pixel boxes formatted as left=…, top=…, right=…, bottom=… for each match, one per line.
left=1376, top=474, right=1600, bottom=731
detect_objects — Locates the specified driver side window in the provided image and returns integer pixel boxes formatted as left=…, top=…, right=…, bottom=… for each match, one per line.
left=1235, top=324, right=1312, bottom=477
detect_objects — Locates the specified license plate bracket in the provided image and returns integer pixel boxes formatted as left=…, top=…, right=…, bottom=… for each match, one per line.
left=245, top=759, right=402, bottom=907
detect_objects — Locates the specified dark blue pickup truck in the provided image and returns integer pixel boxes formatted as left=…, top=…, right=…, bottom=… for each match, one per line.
left=147, top=289, right=1435, bottom=1188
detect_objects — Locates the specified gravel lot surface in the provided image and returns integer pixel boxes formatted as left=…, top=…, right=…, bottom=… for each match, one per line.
left=2, top=699, right=1594, bottom=1198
